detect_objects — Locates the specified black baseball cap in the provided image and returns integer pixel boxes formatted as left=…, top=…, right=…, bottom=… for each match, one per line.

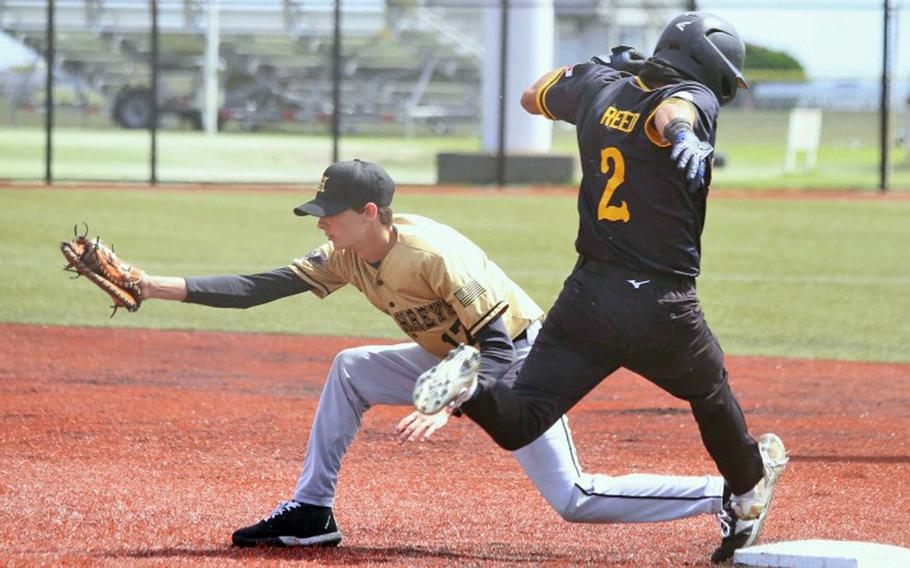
left=293, top=159, right=395, bottom=217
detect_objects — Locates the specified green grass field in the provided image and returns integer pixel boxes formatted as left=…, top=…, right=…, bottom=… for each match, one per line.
left=2, top=109, right=908, bottom=189
left=1, top=186, right=908, bottom=363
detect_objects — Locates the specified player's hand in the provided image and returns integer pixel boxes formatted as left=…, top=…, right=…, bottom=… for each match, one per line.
left=669, top=129, right=713, bottom=191
left=591, top=46, right=646, bottom=74
left=395, top=408, right=452, bottom=444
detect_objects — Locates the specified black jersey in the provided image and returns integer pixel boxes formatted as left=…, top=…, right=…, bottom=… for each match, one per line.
left=539, top=62, right=720, bottom=277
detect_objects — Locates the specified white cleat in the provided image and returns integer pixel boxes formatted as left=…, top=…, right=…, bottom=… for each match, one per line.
left=730, top=433, right=789, bottom=521
left=413, top=344, right=481, bottom=415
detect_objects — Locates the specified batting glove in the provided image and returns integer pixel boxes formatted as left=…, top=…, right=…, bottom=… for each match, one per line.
left=668, top=123, right=713, bottom=192
left=591, top=45, right=646, bottom=74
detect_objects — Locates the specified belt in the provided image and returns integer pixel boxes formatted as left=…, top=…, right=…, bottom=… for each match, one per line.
left=576, top=256, right=695, bottom=287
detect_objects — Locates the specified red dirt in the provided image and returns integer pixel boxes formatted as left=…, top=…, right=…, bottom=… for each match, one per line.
left=1, top=323, right=908, bottom=566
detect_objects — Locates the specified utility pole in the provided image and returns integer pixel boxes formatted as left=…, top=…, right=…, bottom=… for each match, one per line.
left=150, top=0, right=159, bottom=184
left=45, top=0, right=55, bottom=184
left=880, top=0, right=892, bottom=192
left=332, top=0, right=341, bottom=163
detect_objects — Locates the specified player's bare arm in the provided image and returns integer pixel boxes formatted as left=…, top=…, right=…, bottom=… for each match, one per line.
left=139, top=275, right=188, bottom=301
left=653, top=98, right=697, bottom=140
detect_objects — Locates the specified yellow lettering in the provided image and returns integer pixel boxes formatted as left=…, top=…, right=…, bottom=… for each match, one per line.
left=619, top=112, right=639, bottom=132
left=600, top=106, right=640, bottom=133
left=599, top=106, right=618, bottom=126
left=608, top=112, right=624, bottom=130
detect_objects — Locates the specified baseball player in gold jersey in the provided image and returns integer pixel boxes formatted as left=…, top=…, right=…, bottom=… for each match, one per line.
left=134, top=159, right=729, bottom=548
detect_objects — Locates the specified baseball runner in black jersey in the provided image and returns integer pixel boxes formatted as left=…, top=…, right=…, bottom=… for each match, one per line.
left=414, top=13, right=788, bottom=563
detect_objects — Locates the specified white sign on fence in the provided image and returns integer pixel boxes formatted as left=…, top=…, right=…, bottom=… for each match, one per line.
left=785, top=108, right=823, bottom=172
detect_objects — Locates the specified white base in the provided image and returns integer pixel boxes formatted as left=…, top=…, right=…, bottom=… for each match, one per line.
left=734, top=539, right=910, bottom=568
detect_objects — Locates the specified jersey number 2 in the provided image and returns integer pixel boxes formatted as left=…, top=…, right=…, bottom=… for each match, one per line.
left=598, top=147, right=630, bottom=223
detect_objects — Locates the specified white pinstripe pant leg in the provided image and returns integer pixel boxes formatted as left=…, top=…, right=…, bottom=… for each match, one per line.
left=512, top=417, right=725, bottom=523
left=507, top=327, right=724, bottom=523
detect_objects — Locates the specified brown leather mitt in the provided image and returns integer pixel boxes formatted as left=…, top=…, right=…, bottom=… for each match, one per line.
left=61, top=225, right=144, bottom=316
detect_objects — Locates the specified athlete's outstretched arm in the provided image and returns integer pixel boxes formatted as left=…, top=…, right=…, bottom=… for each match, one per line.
left=140, top=274, right=189, bottom=301
left=520, top=68, right=563, bottom=115
left=653, top=98, right=697, bottom=138
left=654, top=98, right=713, bottom=188
left=140, top=267, right=312, bottom=308
left=522, top=51, right=644, bottom=116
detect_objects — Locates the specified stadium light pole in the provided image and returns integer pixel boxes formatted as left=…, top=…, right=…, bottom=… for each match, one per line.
left=44, top=0, right=54, bottom=184
left=687, top=1, right=698, bottom=11
left=879, top=0, right=892, bottom=193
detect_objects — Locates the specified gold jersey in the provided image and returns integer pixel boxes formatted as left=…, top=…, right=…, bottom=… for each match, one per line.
left=289, top=214, right=544, bottom=357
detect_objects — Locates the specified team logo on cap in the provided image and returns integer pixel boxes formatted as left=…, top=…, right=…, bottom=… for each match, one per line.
left=317, top=175, right=329, bottom=193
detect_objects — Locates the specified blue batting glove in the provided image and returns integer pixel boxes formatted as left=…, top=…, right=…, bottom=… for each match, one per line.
left=670, top=130, right=713, bottom=191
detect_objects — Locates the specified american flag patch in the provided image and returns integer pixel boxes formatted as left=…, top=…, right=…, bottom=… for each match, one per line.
left=455, top=279, right=486, bottom=307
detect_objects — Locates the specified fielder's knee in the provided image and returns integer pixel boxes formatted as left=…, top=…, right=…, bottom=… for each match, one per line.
left=327, top=347, right=371, bottom=408
left=556, top=500, right=585, bottom=523
left=330, top=347, right=375, bottom=380
left=554, top=484, right=627, bottom=524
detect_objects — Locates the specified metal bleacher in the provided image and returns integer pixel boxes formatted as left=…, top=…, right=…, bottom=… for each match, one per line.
left=0, top=0, right=484, bottom=133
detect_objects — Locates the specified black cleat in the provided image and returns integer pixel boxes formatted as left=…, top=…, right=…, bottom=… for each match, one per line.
left=711, top=502, right=758, bottom=563
left=713, top=433, right=789, bottom=563
left=232, top=500, right=342, bottom=548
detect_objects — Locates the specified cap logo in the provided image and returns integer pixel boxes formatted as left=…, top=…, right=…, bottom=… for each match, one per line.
left=317, top=175, right=329, bottom=193
left=676, top=20, right=692, bottom=31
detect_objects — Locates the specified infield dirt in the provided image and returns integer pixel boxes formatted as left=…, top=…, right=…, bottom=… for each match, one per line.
left=1, top=324, right=908, bottom=566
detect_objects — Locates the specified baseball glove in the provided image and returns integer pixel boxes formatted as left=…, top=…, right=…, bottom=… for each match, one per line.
left=60, top=224, right=144, bottom=316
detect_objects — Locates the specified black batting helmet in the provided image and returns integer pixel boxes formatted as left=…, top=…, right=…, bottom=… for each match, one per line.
left=652, top=12, right=748, bottom=105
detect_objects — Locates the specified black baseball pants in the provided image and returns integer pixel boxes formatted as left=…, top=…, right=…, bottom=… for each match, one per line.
left=462, top=257, right=765, bottom=495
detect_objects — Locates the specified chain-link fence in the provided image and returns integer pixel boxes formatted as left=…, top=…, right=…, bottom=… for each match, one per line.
left=1, top=0, right=906, bottom=189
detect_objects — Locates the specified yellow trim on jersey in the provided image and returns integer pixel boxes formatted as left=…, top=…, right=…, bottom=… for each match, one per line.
left=643, top=98, right=697, bottom=148
left=536, top=68, right=566, bottom=120
left=289, top=263, right=331, bottom=297
left=634, top=75, right=652, bottom=92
